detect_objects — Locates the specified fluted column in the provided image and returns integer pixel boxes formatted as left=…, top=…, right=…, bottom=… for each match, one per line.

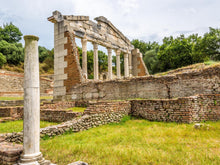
left=81, top=37, right=87, bottom=79
left=115, top=49, right=121, bottom=78
left=107, top=48, right=112, bottom=80
left=124, top=53, right=129, bottom=78
left=93, top=43, right=99, bottom=80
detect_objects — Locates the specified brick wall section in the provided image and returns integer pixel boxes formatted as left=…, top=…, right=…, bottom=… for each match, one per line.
left=0, top=102, right=85, bottom=122
left=84, top=101, right=131, bottom=115
left=64, top=31, right=82, bottom=94
left=69, top=64, right=220, bottom=101
left=131, top=94, right=220, bottom=123
left=40, top=109, right=82, bottom=122
left=0, top=142, right=22, bottom=165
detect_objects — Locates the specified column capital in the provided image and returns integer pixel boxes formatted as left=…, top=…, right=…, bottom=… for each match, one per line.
left=124, top=53, right=128, bottom=58
left=107, top=48, right=112, bottom=54
left=115, top=49, right=121, bottom=56
left=81, top=37, right=87, bottom=43
left=92, top=42, right=98, bottom=49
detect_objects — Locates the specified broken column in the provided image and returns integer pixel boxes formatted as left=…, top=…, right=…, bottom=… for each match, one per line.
left=124, top=53, right=129, bottom=77
left=81, top=37, right=87, bottom=79
left=115, top=50, right=121, bottom=78
left=93, top=43, right=99, bottom=80
left=107, top=48, right=112, bottom=80
left=19, top=35, right=49, bottom=165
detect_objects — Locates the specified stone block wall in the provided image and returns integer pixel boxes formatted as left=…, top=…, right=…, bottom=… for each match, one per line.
left=131, top=94, right=220, bottom=123
left=0, top=70, right=53, bottom=97
left=0, top=142, right=23, bottom=165
left=69, top=65, right=220, bottom=101
left=2, top=101, right=131, bottom=143
left=40, top=109, right=82, bottom=122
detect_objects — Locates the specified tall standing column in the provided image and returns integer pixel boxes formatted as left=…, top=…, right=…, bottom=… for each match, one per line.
left=81, top=37, right=87, bottom=79
left=20, top=35, right=41, bottom=164
left=93, top=43, right=99, bottom=80
left=124, top=53, right=129, bottom=77
left=128, top=52, right=132, bottom=76
left=115, top=49, right=121, bottom=78
left=107, top=48, right=112, bottom=80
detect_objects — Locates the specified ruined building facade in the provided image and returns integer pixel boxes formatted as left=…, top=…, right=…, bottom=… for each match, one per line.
left=48, top=11, right=148, bottom=99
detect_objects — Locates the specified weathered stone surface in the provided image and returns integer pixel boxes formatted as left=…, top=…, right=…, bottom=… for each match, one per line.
left=0, top=70, right=53, bottom=97
left=65, top=64, right=220, bottom=101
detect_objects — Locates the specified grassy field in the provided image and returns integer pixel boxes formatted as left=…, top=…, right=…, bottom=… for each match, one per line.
left=0, top=96, right=53, bottom=101
left=66, top=107, right=86, bottom=112
left=40, top=118, right=220, bottom=165
left=0, top=120, right=58, bottom=133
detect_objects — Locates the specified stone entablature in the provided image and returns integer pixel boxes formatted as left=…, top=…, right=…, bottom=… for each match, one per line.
left=48, top=11, right=133, bottom=53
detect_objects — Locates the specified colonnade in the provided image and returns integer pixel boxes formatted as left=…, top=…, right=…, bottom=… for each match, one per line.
left=81, top=38, right=131, bottom=80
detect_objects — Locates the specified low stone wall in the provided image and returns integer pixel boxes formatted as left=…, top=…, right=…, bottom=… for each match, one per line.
left=0, top=107, right=23, bottom=119
left=41, top=109, right=82, bottom=122
left=1, top=101, right=131, bottom=143
left=0, top=107, right=82, bottom=123
left=131, top=94, right=220, bottom=123
left=64, top=64, right=220, bottom=101
left=0, top=100, right=24, bottom=107
left=0, top=141, right=23, bottom=165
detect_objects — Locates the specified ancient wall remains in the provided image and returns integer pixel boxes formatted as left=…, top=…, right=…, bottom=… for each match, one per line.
left=68, top=65, right=220, bottom=101
left=48, top=11, right=149, bottom=99
left=131, top=94, right=220, bottom=123
left=0, top=70, right=53, bottom=97
left=1, top=101, right=131, bottom=143
left=0, top=141, right=23, bottom=165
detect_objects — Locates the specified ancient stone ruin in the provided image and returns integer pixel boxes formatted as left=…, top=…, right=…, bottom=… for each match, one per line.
left=48, top=10, right=149, bottom=100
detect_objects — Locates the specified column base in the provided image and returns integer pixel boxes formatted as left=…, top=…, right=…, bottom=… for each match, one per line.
left=18, top=152, right=53, bottom=165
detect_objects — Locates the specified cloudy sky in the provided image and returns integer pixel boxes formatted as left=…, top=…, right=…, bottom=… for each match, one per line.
left=0, top=0, right=220, bottom=50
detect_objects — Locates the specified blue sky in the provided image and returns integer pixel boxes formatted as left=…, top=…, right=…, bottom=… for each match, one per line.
left=0, top=0, right=220, bottom=51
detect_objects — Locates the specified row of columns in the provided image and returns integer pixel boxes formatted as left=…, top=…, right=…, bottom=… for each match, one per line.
left=81, top=38, right=130, bottom=80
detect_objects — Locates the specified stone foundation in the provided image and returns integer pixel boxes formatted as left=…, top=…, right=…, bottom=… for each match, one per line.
left=1, top=101, right=131, bottom=143
left=131, top=94, right=220, bottom=123
left=66, top=65, right=220, bottom=101
left=0, top=141, right=23, bottom=165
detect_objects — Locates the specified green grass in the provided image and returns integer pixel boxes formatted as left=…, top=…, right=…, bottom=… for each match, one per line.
left=40, top=119, right=220, bottom=165
left=0, top=120, right=58, bottom=133
left=204, top=60, right=219, bottom=65
left=66, top=107, right=86, bottom=112
left=0, top=96, right=53, bottom=101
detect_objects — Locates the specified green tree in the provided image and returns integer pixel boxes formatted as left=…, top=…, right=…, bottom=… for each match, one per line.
left=0, top=40, right=24, bottom=65
left=0, top=23, right=22, bottom=43
left=0, top=52, right=6, bottom=68
left=39, top=46, right=50, bottom=63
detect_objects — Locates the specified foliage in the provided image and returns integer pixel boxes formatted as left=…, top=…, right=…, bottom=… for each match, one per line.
left=0, top=52, right=6, bottom=68
left=0, top=40, right=24, bottom=65
left=41, top=119, right=220, bottom=165
left=0, top=23, right=22, bottom=43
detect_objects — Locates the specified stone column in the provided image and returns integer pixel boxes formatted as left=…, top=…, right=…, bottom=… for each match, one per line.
left=128, top=52, right=132, bottom=77
left=93, top=43, right=99, bottom=80
left=107, top=48, right=112, bottom=80
left=20, top=35, right=41, bottom=164
left=81, top=37, right=87, bottom=79
left=115, top=49, right=121, bottom=78
left=124, top=53, right=129, bottom=77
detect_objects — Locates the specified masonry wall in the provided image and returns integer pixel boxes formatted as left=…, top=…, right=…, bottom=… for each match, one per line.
left=2, top=101, right=131, bottom=143
left=0, top=70, right=53, bottom=97
left=131, top=94, right=220, bottom=123
left=67, top=65, right=220, bottom=101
